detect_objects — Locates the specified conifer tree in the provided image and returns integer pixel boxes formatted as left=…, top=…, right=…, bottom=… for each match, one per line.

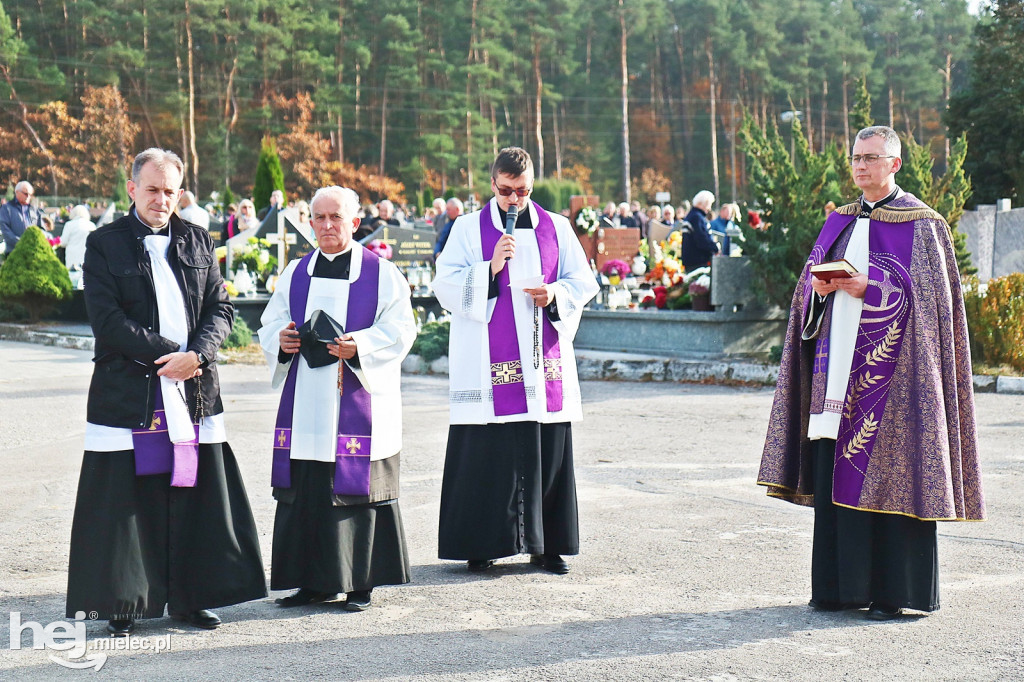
left=849, top=77, right=872, bottom=133
left=253, top=137, right=285, bottom=213
left=0, top=226, right=72, bottom=322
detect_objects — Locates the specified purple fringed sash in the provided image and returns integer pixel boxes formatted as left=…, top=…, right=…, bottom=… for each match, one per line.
left=480, top=201, right=562, bottom=416
left=271, top=248, right=380, bottom=495
left=801, top=212, right=916, bottom=506
left=132, top=387, right=199, bottom=487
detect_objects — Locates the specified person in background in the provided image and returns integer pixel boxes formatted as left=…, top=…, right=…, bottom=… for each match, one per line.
left=709, top=203, right=739, bottom=256
left=258, top=189, right=285, bottom=221
left=60, top=205, right=97, bottom=288
left=431, top=197, right=448, bottom=234
left=433, top=197, right=464, bottom=260
left=680, top=190, right=719, bottom=271
left=617, top=202, right=637, bottom=228
left=178, top=191, right=211, bottom=229
left=0, top=180, right=42, bottom=254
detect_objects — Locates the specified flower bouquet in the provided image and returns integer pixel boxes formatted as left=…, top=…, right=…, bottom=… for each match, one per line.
left=366, top=239, right=393, bottom=259
left=601, top=259, right=631, bottom=286
left=232, top=237, right=277, bottom=282
left=575, top=206, right=600, bottom=236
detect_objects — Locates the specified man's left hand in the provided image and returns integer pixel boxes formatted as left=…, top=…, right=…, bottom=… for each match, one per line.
left=834, top=273, right=868, bottom=299
left=328, top=335, right=358, bottom=360
left=523, top=284, right=553, bottom=308
left=155, top=351, right=203, bottom=381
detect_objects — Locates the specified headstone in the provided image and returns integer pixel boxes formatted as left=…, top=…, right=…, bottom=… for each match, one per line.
left=360, top=223, right=435, bottom=266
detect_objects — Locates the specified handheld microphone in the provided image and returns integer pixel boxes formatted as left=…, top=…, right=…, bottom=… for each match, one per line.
left=504, top=204, right=518, bottom=261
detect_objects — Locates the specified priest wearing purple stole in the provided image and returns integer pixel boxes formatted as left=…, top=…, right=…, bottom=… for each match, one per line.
left=758, top=126, right=985, bottom=620
left=433, top=147, right=599, bottom=574
left=259, top=186, right=416, bottom=612
left=66, top=149, right=266, bottom=636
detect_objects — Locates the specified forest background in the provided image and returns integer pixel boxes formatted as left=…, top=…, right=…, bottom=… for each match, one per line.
left=0, top=0, right=1018, bottom=210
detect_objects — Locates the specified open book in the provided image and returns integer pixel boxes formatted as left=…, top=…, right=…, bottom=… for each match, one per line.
left=810, top=258, right=858, bottom=282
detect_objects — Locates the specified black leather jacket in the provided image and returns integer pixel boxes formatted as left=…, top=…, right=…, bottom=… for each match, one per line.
left=83, top=209, right=233, bottom=428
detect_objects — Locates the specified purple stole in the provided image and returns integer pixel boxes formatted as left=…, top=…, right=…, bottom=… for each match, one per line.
left=271, top=248, right=380, bottom=495
left=480, top=201, right=563, bottom=416
left=132, top=387, right=199, bottom=487
left=800, top=209, right=916, bottom=507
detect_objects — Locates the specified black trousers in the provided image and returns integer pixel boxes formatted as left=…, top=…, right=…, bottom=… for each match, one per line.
left=811, top=439, right=939, bottom=611
left=438, top=421, right=579, bottom=560
left=66, top=445, right=267, bottom=620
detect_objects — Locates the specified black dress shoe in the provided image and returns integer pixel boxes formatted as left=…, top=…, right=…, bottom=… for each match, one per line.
left=809, top=599, right=869, bottom=612
left=467, top=559, right=494, bottom=572
left=106, top=619, right=134, bottom=637
left=171, top=609, right=222, bottom=630
left=342, top=589, right=372, bottom=612
left=275, top=588, right=342, bottom=607
left=866, top=603, right=904, bottom=621
left=530, top=554, right=569, bottom=575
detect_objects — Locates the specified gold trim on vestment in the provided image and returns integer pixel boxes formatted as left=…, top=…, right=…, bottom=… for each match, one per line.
left=835, top=202, right=860, bottom=216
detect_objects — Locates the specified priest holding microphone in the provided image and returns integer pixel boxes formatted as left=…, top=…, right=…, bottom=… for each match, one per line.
left=433, top=147, right=598, bottom=575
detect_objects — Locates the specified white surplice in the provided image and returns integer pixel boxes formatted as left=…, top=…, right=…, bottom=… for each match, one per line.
left=431, top=200, right=599, bottom=425
left=258, top=244, right=416, bottom=462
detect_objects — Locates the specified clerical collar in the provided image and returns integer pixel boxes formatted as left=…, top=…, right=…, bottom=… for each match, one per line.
left=314, top=248, right=353, bottom=279
left=497, top=204, right=534, bottom=230
left=859, top=186, right=900, bottom=217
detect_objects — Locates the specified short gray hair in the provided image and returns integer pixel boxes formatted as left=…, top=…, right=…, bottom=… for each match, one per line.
left=131, top=148, right=184, bottom=183
left=15, top=181, right=33, bottom=195
left=856, top=126, right=901, bottom=158
left=70, top=204, right=90, bottom=221
left=311, top=186, right=360, bottom=218
left=446, top=197, right=464, bottom=212
left=692, top=190, right=715, bottom=210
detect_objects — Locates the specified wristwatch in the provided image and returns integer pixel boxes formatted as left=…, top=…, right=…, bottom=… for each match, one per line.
left=194, top=350, right=208, bottom=368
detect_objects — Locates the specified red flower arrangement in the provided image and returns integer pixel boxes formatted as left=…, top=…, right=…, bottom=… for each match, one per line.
left=747, top=210, right=764, bottom=230
left=601, top=259, right=631, bottom=279
left=366, top=239, right=393, bottom=259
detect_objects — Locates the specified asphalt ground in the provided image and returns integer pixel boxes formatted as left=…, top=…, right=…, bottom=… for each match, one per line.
left=0, top=340, right=1021, bottom=681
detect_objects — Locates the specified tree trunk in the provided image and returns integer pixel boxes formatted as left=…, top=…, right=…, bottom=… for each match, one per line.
left=842, top=69, right=850, bottom=152
left=0, top=66, right=59, bottom=194
left=184, top=0, right=199, bottom=193
left=820, top=78, right=828, bottom=153
left=336, top=0, right=347, bottom=163
left=619, top=0, right=631, bottom=202
left=379, top=85, right=388, bottom=175
left=532, top=36, right=544, bottom=180
left=706, top=37, right=720, bottom=202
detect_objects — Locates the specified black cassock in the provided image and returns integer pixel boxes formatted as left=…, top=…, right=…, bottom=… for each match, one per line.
left=438, top=421, right=579, bottom=560
left=811, top=439, right=939, bottom=611
left=66, top=445, right=266, bottom=620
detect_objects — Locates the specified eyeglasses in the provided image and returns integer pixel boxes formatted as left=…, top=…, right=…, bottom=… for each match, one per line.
left=850, top=154, right=896, bottom=166
left=493, top=182, right=532, bottom=197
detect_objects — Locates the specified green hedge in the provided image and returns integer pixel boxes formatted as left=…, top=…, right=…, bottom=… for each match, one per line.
left=411, top=320, right=449, bottom=362
left=964, top=273, right=1024, bottom=372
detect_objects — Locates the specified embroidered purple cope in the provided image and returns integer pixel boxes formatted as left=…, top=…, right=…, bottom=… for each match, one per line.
left=480, top=201, right=563, bottom=416
left=131, top=387, right=199, bottom=487
left=800, top=210, right=915, bottom=507
left=271, top=248, right=380, bottom=495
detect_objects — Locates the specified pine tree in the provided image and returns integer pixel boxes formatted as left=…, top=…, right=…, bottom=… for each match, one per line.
left=112, top=166, right=130, bottom=209
left=899, top=133, right=976, bottom=276
left=0, top=226, right=72, bottom=322
left=849, top=77, right=872, bottom=133
left=738, top=113, right=850, bottom=310
left=252, top=137, right=285, bottom=213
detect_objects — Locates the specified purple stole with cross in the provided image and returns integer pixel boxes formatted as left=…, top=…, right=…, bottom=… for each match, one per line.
left=271, top=248, right=380, bottom=495
left=131, top=387, right=200, bottom=487
left=480, top=201, right=563, bottom=416
left=799, top=208, right=916, bottom=506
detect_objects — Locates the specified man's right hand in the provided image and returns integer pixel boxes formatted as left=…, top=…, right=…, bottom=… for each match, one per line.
left=810, top=275, right=839, bottom=297
left=490, top=234, right=515, bottom=275
left=280, top=321, right=301, bottom=354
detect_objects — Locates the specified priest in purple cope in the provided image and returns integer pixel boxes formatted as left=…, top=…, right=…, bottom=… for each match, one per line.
left=66, top=148, right=266, bottom=637
left=757, top=126, right=985, bottom=621
left=259, top=186, right=416, bottom=612
left=433, top=147, right=599, bottom=575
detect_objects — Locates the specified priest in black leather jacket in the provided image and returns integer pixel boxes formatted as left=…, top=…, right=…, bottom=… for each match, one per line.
left=66, top=148, right=266, bottom=637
